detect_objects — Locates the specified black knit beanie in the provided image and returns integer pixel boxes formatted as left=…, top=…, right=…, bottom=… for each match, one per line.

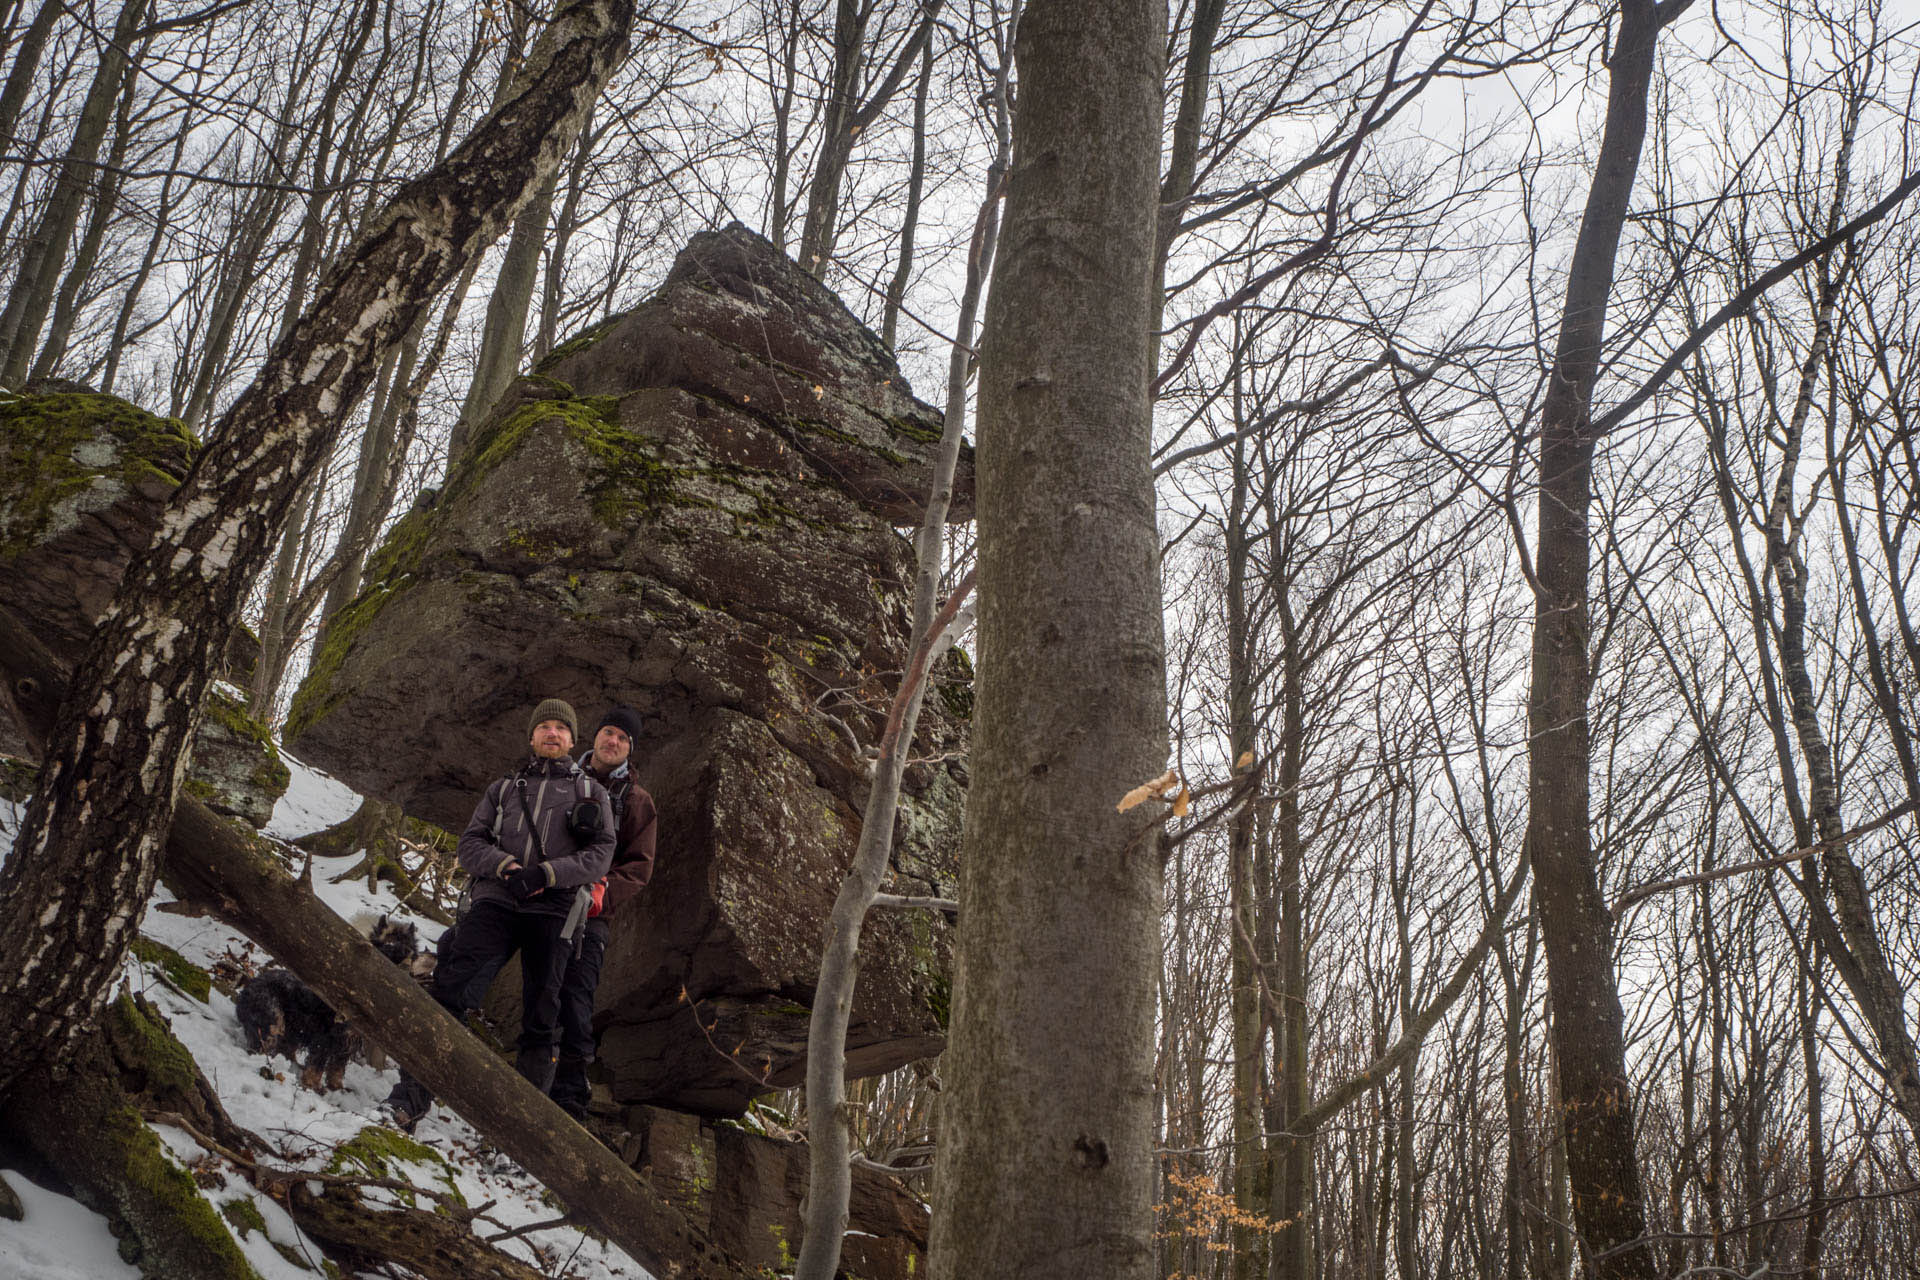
left=597, top=706, right=644, bottom=743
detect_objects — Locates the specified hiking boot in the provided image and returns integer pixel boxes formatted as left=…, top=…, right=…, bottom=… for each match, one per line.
left=551, top=1055, right=592, bottom=1119
left=515, top=1045, right=559, bottom=1093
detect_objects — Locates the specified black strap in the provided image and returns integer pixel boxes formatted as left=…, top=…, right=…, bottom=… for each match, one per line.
left=515, top=777, right=548, bottom=865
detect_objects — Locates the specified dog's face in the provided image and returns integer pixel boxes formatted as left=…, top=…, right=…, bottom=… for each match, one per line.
left=370, top=916, right=420, bottom=965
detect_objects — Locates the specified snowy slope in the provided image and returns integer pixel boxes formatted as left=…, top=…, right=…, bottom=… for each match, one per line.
left=0, top=755, right=653, bottom=1280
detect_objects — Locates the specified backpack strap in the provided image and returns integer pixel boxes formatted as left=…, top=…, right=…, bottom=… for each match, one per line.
left=489, top=778, right=507, bottom=843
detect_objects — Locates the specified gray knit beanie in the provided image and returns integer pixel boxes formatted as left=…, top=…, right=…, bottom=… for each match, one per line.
left=528, top=697, right=579, bottom=743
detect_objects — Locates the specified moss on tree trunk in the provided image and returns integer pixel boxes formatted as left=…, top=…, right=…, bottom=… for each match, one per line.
left=0, top=994, right=262, bottom=1279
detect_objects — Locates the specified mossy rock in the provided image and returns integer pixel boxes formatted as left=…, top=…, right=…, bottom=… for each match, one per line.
left=185, top=690, right=289, bottom=829
left=0, top=389, right=196, bottom=561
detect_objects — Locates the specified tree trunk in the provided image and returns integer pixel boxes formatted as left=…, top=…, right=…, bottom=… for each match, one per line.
left=797, top=0, right=942, bottom=278
left=1268, top=647, right=1311, bottom=1280
left=0, top=0, right=636, bottom=1096
left=28, top=32, right=142, bottom=384
left=534, top=108, right=598, bottom=363
left=1226, top=422, right=1267, bottom=1280
left=0, top=0, right=148, bottom=384
left=0, top=0, right=59, bottom=152
left=1524, top=3, right=1682, bottom=1275
left=249, top=471, right=323, bottom=713
left=1757, top=245, right=1920, bottom=1134
left=796, top=0, right=865, bottom=276
left=450, top=168, right=560, bottom=460
left=926, top=0, right=1168, bottom=1275
left=880, top=37, right=932, bottom=351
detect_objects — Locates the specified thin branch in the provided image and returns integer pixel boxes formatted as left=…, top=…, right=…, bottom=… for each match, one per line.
left=1611, top=801, right=1914, bottom=919
left=870, top=893, right=957, bottom=912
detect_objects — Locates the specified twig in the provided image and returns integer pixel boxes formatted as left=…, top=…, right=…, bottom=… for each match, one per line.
left=870, top=894, right=957, bottom=913
left=851, top=1154, right=932, bottom=1181
left=683, top=995, right=778, bottom=1089
left=482, top=1212, right=576, bottom=1244
left=1611, top=801, right=1913, bottom=919
left=145, top=1109, right=475, bottom=1223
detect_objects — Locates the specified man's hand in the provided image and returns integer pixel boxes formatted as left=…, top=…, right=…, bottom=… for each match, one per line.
left=504, top=864, right=547, bottom=901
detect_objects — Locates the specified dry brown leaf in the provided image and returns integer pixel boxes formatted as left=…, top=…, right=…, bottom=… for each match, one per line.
left=1117, top=769, right=1179, bottom=812
left=1172, top=786, right=1192, bottom=817
left=1236, top=750, right=1255, bottom=770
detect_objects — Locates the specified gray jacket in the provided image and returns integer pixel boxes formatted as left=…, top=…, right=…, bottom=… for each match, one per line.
left=456, top=755, right=616, bottom=915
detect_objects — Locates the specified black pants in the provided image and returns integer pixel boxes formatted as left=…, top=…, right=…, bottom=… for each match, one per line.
left=432, top=899, right=572, bottom=1054
left=390, top=901, right=572, bottom=1117
left=551, top=918, right=610, bottom=1114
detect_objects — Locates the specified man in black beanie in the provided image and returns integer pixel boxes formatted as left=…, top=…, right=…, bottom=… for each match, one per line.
left=550, top=705, right=658, bottom=1120
left=384, top=698, right=614, bottom=1130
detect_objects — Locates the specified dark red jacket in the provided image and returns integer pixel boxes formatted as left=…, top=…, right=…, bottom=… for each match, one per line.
left=580, top=752, right=657, bottom=918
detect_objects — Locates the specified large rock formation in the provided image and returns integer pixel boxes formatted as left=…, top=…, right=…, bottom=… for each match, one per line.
left=287, top=225, right=970, bottom=1114
left=0, top=390, right=286, bottom=822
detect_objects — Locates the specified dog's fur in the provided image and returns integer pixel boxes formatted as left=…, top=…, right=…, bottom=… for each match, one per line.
left=235, top=915, right=420, bottom=1091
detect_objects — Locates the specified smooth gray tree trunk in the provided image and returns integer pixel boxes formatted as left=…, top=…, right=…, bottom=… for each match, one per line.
left=926, top=0, right=1169, bottom=1276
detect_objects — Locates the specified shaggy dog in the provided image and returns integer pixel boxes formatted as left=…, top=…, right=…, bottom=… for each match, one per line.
left=235, top=915, right=421, bottom=1091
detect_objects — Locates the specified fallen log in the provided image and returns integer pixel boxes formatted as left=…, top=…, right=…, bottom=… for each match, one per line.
left=0, top=606, right=751, bottom=1279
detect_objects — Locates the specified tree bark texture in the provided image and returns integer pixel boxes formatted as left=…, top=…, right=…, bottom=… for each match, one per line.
left=0, top=0, right=636, bottom=1096
left=926, top=0, right=1169, bottom=1276
left=1524, top=2, right=1681, bottom=1275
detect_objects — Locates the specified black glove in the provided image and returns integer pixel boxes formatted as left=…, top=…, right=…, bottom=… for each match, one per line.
left=504, top=863, right=547, bottom=901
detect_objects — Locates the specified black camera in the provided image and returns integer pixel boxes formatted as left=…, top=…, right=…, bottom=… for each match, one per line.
left=565, top=800, right=604, bottom=842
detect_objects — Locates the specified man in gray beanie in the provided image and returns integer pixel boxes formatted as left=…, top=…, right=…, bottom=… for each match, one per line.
left=384, top=697, right=614, bottom=1129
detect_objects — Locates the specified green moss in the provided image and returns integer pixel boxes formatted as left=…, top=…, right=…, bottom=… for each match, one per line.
left=107, top=993, right=201, bottom=1094
left=522, top=372, right=575, bottom=395
left=205, top=692, right=289, bottom=797
left=130, top=937, right=212, bottom=1003
left=0, top=753, right=35, bottom=803
left=108, top=1104, right=261, bottom=1277
left=326, top=1126, right=465, bottom=1212
left=536, top=312, right=628, bottom=369
left=926, top=971, right=951, bottom=1032
left=885, top=413, right=942, bottom=445
left=220, top=1196, right=268, bottom=1239
left=272, top=1241, right=314, bottom=1270
left=0, top=390, right=198, bottom=560
left=283, top=575, right=405, bottom=740
left=767, top=1222, right=797, bottom=1270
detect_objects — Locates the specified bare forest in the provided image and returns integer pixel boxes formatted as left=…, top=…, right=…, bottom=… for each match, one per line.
left=5, top=0, right=1920, bottom=1277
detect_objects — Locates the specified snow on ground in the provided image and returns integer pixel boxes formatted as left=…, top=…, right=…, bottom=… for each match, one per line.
left=0, top=752, right=654, bottom=1280
left=0, top=1172, right=142, bottom=1279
